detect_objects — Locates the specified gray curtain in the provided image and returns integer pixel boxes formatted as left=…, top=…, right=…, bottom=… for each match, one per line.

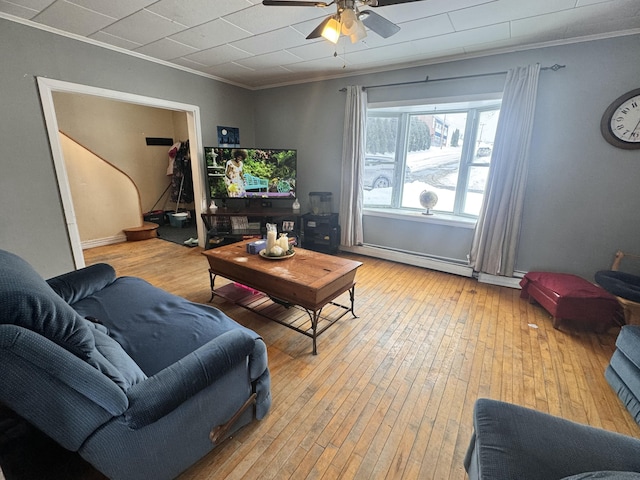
left=469, top=64, right=541, bottom=276
left=339, top=85, right=367, bottom=247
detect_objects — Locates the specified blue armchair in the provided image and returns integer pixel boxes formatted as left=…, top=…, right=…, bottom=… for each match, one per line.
left=465, top=398, right=640, bottom=480
left=0, top=249, right=271, bottom=479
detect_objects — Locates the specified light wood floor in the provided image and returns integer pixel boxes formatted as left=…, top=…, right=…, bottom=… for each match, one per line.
left=84, top=239, right=640, bottom=480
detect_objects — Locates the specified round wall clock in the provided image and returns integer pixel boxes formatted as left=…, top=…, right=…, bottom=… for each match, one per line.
left=600, top=87, right=640, bottom=149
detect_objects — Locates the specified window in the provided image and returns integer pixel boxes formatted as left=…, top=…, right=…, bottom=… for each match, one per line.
left=364, top=99, right=501, bottom=217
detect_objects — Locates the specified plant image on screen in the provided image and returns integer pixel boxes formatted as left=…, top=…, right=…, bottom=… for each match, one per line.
left=205, top=147, right=297, bottom=199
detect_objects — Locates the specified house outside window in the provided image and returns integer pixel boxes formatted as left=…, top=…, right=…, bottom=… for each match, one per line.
left=364, top=99, right=501, bottom=218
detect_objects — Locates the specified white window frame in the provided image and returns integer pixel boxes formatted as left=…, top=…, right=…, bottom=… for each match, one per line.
left=365, top=96, right=502, bottom=219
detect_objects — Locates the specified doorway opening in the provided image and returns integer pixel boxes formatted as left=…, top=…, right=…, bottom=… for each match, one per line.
left=37, top=77, right=206, bottom=268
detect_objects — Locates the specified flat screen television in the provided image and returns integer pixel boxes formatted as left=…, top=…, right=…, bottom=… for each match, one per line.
left=205, top=147, right=297, bottom=199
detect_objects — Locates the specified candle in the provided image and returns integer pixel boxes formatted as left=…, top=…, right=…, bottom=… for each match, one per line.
left=266, top=230, right=276, bottom=252
left=279, top=234, right=289, bottom=251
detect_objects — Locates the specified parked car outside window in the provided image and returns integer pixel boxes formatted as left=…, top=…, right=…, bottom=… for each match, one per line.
left=364, top=155, right=412, bottom=190
left=476, top=146, right=492, bottom=157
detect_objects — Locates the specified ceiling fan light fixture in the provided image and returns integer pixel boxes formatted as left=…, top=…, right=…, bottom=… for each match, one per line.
left=340, top=8, right=358, bottom=34
left=321, top=16, right=341, bottom=43
left=349, top=16, right=367, bottom=43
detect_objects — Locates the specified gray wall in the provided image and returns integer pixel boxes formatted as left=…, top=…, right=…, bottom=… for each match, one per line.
left=1, top=15, right=639, bottom=281
left=0, top=18, right=255, bottom=277
left=254, top=34, right=640, bottom=279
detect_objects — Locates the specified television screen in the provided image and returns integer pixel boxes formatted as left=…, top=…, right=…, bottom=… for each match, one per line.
left=205, top=147, right=297, bottom=199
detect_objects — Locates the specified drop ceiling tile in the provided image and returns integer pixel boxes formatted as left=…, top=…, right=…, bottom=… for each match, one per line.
left=89, top=31, right=142, bottom=49
left=205, top=61, right=256, bottom=79
left=565, top=16, right=640, bottom=38
left=5, top=0, right=54, bottom=9
left=0, top=0, right=38, bottom=18
left=230, top=26, right=307, bottom=55
left=224, top=3, right=324, bottom=34
left=511, top=1, right=640, bottom=39
left=135, top=38, right=198, bottom=60
left=169, top=18, right=252, bottom=50
left=170, top=56, right=209, bottom=69
left=66, top=0, right=153, bottom=18
left=183, top=44, right=253, bottom=66
left=147, top=0, right=250, bottom=28
left=380, top=0, right=494, bottom=24
left=102, top=9, right=187, bottom=45
left=287, top=40, right=350, bottom=62
left=284, top=55, right=353, bottom=73
left=234, top=50, right=302, bottom=69
left=32, top=0, right=117, bottom=36
left=448, top=0, right=577, bottom=31
left=427, top=22, right=511, bottom=50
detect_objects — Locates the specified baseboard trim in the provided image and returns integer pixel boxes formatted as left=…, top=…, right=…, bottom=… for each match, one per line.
left=81, top=234, right=126, bottom=250
left=340, top=244, right=473, bottom=277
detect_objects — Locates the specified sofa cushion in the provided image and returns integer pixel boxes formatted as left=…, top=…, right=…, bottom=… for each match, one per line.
left=71, top=276, right=261, bottom=376
left=0, top=249, right=95, bottom=359
left=85, top=324, right=147, bottom=391
left=614, top=325, right=640, bottom=370
left=47, top=263, right=117, bottom=305
left=561, top=472, right=640, bottom=479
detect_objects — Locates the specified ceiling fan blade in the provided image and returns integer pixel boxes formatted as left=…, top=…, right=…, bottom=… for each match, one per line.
left=262, top=0, right=330, bottom=6
left=306, top=16, right=332, bottom=39
left=359, top=10, right=400, bottom=38
left=367, top=0, right=425, bottom=6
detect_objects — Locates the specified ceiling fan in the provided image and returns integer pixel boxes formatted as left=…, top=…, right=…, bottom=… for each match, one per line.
left=262, top=0, right=422, bottom=44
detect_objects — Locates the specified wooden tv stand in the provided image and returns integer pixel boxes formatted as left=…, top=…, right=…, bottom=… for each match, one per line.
left=201, top=207, right=302, bottom=248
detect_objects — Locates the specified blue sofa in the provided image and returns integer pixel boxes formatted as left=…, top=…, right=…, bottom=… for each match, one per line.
left=606, top=325, right=640, bottom=426
left=0, top=249, right=271, bottom=479
left=465, top=398, right=640, bottom=480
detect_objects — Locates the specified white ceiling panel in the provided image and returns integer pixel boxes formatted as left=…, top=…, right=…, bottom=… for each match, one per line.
left=235, top=50, right=302, bottom=69
left=88, top=31, right=142, bottom=50
left=32, top=1, right=116, bottom=36
left=2, top=0, right=638, bottom=89
left=66, top=0, right=154, bottom=19
left=183, top=44, right=253, bottom=67
left=169, top=18, right=252, bottom=50
left=230, top=26, right=307, bottom=55
left=448, top=0, right=577, bottom=31
left=0, top=0, right=38, bottom=18
left=5, top=0, right=54, bottom=10
left=135, top=38, right=198, bottom=61
left=224, top=2, right=324, bottom=34
left=147, top=0, right=250, bottom=28
left=102, top=9, right=187, bottom=45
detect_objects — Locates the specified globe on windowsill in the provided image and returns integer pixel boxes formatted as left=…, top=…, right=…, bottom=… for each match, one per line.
left=419, top=190, right=438, bottom=215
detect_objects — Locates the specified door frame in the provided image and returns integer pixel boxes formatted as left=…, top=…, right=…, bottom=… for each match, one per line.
left=37, top=77, right=206, bottom=268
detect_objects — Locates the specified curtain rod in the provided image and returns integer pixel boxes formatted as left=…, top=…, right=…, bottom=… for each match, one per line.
left=339, top=64, right=566, bottom=92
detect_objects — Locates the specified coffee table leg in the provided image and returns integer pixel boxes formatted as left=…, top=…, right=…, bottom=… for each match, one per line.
left=311, top=309, right=321, bottom=355
left=349, top=285, right=357, bottom=318
left=209, top=270, right=217, bottom=302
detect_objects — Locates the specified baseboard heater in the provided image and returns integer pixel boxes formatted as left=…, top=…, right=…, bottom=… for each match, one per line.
left=340, top=244, right=473, bottom=277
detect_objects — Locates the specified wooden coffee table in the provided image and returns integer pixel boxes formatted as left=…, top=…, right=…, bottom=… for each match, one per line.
left=202, top=240, right=362, bottom=354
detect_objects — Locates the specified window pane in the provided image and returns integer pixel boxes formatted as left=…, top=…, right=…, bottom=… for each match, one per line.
left=463, top=166, right=489, bottom=215
left=364, top=116, right=399, bottom=207
left=403, top=113, right=467, bottom=213
left=471, top=110, right=499, bottom=162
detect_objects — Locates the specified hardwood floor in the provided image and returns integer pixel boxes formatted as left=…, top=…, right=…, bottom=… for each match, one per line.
left=84, top=239, right=640, bottom=480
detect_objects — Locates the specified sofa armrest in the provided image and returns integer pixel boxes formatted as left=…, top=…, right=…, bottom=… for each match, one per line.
left=47, top=263, right=116, bottom=305
left=124, top=329, right=255, bottom=429
left=465, top=399, right=640, bottom=480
